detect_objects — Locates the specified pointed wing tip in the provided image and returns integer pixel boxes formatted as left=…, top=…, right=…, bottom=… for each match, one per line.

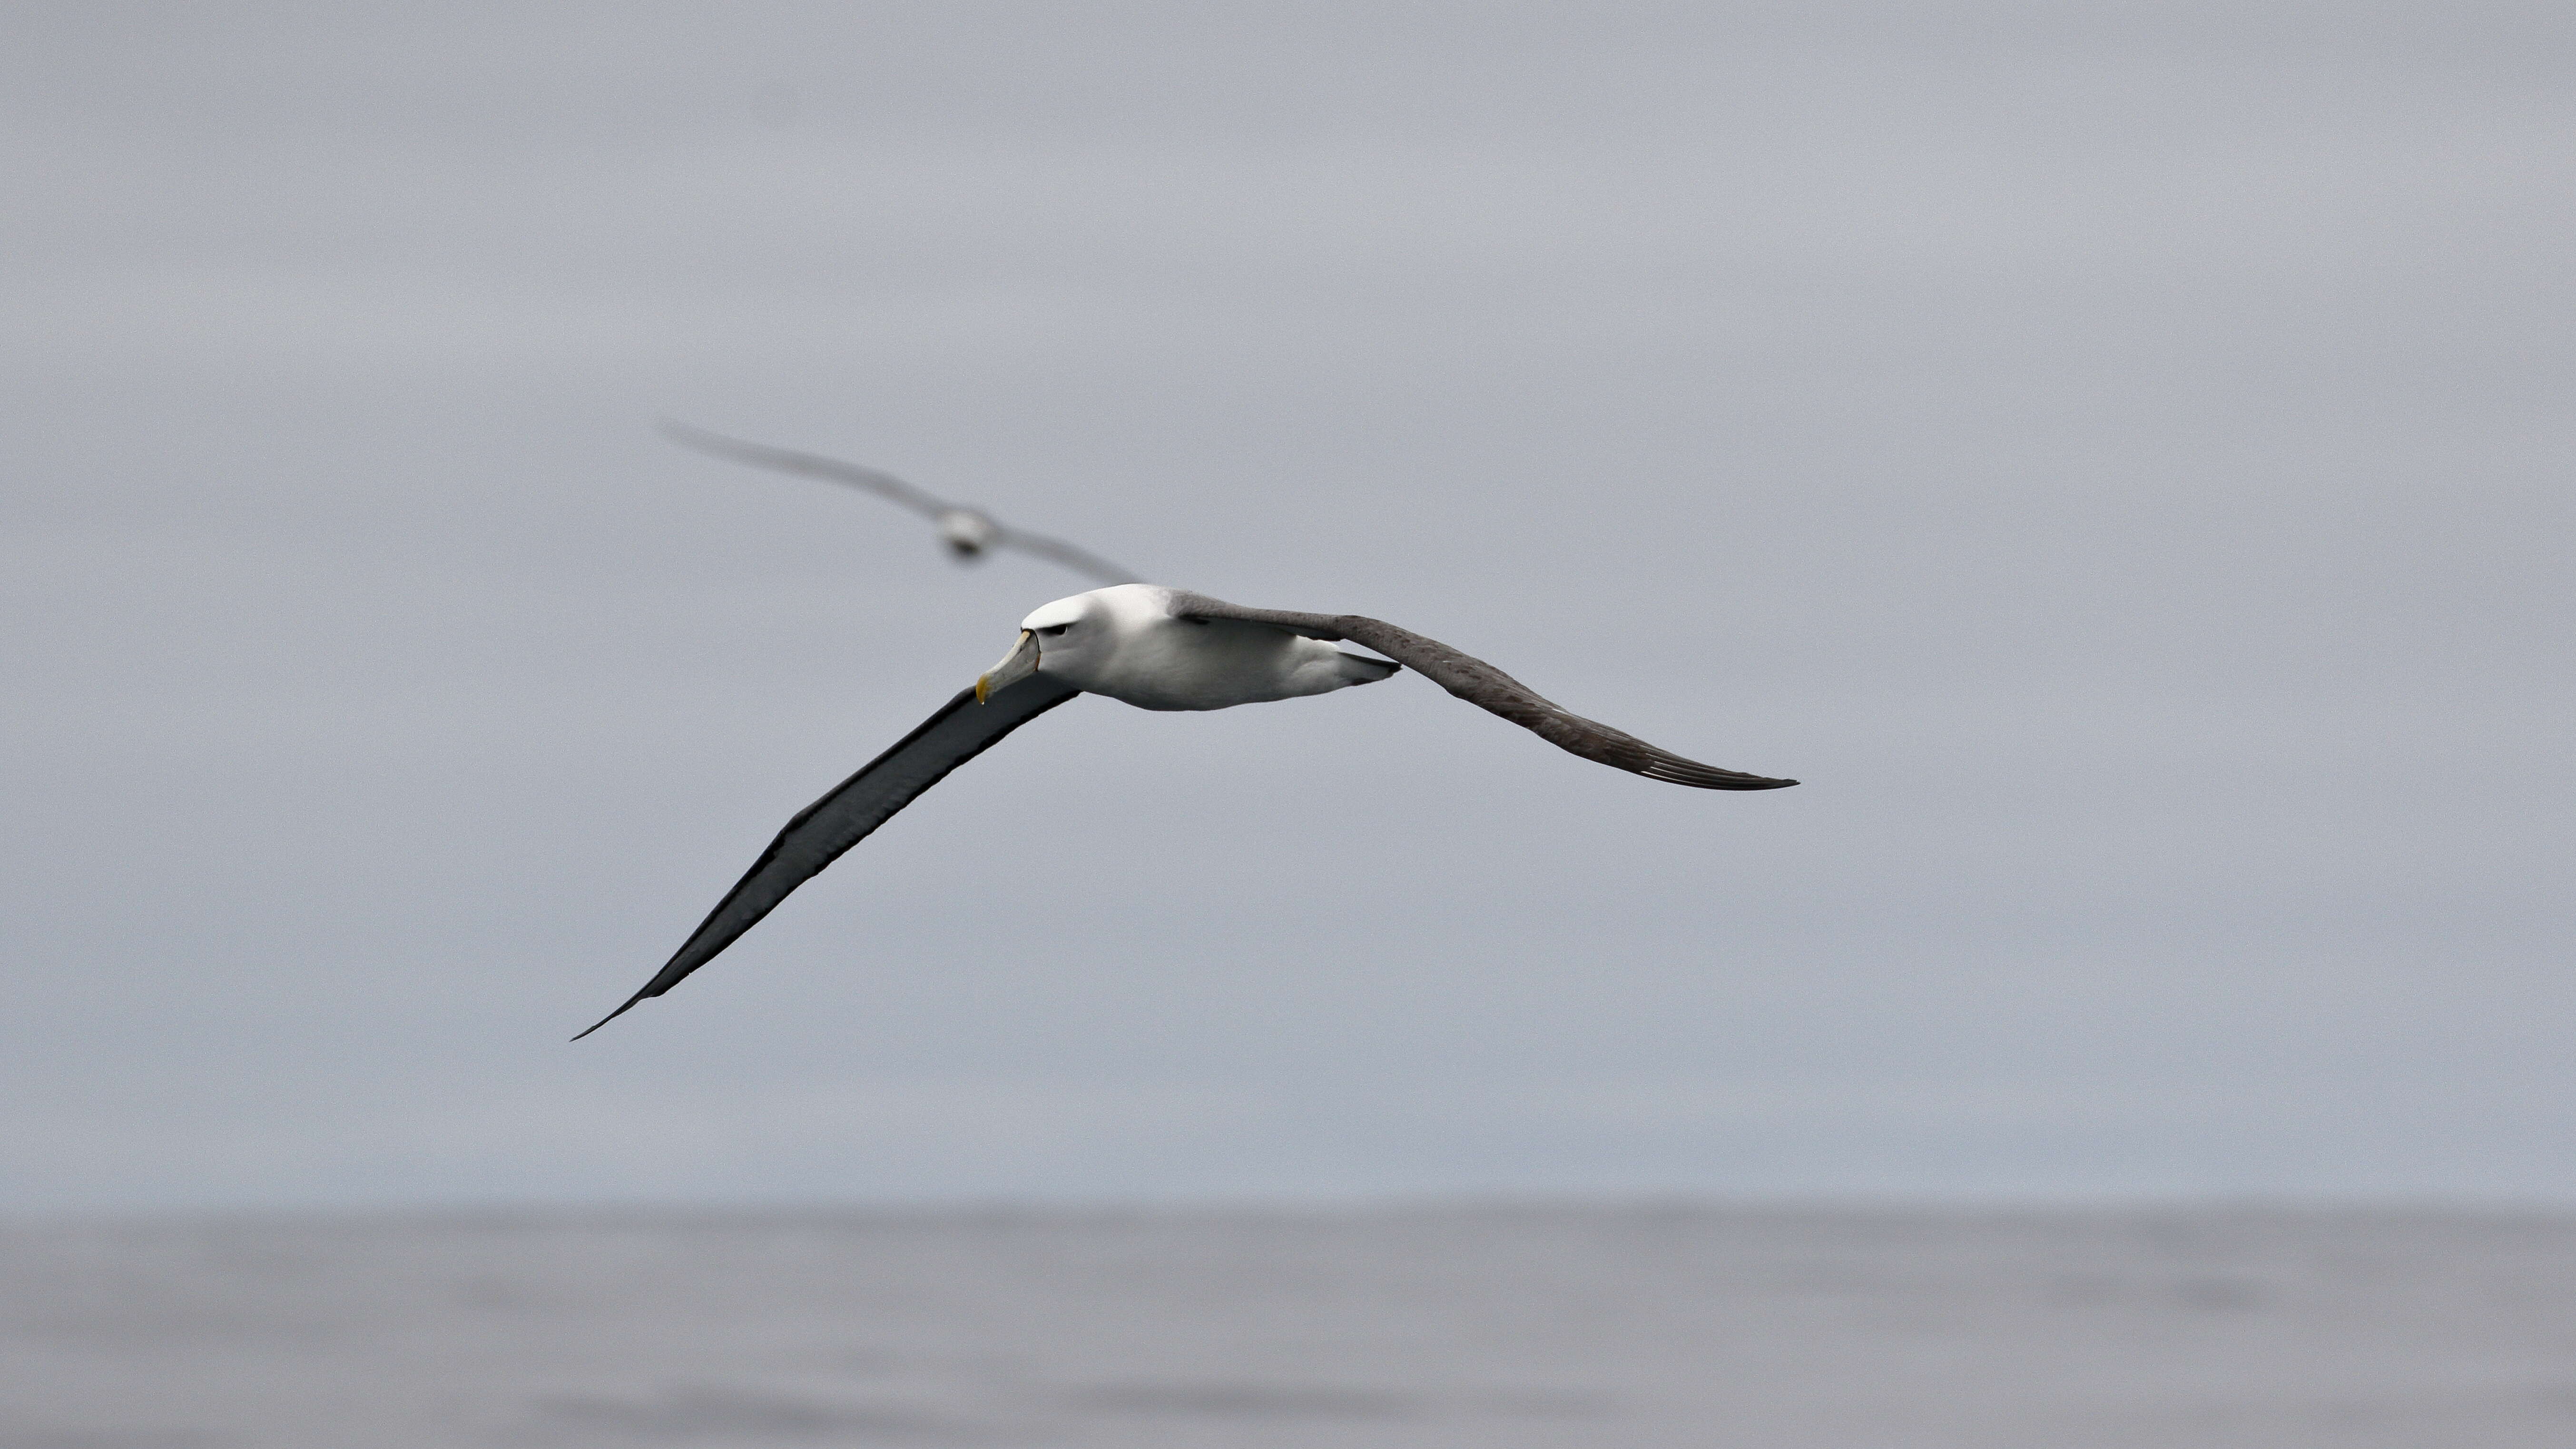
left=1647, top=766, right=1800, bottom=790
left=570, top=994, right=648, bottom=1042
left=656, top=416, right=730, bottom=450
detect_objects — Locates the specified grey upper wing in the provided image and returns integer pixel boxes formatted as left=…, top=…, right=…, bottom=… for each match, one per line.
left=574, top=676, right=1083, bottom=1039
left=1165, top=592, right=1796, bottom=790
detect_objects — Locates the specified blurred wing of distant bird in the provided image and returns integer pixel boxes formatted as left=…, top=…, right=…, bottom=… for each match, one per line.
left=660, top=420, right=949, bottom=516
left=982, top=525, right=1141, bottom=586
left=659, top=421, right=1141, bottom=585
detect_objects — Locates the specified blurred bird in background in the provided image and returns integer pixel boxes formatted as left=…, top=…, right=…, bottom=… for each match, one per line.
left=661, top=420, right=1141, bottom=585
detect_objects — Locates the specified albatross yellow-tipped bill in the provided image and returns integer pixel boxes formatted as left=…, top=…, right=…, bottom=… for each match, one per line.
left=976, top=630, right=1041, bottom=703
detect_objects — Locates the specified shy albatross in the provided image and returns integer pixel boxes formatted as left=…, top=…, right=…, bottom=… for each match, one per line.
left=576, top=584, right=1795, bottom=1038
left=662, top=421, right=1140, bottom=585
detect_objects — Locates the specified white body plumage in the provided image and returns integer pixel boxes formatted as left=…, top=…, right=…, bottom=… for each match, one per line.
left=989, top=584, right=1396, bottom=711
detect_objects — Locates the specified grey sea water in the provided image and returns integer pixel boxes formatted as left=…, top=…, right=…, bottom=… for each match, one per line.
left=5, top=1205, right=2574, bottom=1448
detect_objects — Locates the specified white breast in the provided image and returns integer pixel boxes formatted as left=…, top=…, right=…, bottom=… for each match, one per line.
left=1024, top=584, right=1394, bottom=711
left=1089, top=617, right=1336, bottom=710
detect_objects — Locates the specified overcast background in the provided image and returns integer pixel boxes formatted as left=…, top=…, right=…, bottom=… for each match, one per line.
left=3, top=1, right=2568, bottom=1216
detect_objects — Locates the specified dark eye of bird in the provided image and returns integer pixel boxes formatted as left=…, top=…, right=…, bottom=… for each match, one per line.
left=1040, top=624, right=1070, bottom=636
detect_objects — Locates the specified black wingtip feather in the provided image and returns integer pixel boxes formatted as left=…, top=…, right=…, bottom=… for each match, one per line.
left=1640, top=759, right=1799, bottom=789
left=570, top=992, right=648, bottom=1041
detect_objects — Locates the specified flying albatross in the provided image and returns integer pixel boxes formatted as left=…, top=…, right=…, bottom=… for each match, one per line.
left=575, top=584, right=1795, bottom=1038
left=662, top=421, right=1141, bottom=585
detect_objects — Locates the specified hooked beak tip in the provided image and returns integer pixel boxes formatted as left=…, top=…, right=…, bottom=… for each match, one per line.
left=977, top=630, right=1040, bottom=704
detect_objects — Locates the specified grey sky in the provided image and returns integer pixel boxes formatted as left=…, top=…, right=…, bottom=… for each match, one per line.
left=3, top=1, right=2569, bottom=1212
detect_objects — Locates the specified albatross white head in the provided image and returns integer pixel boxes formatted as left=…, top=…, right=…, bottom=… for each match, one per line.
left=974, top=588, right=1118, bottom=702
left=977, top=584, right=1396, bottom=711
